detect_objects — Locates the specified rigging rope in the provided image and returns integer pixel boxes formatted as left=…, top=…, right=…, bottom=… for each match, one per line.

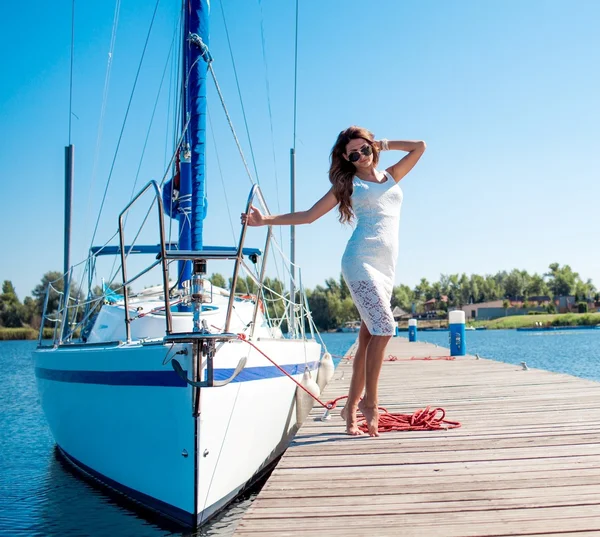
left=85, top=0, right=121, bottom=239
left=165, top=13, right=182, bottom=249
left=207, top=64, right=254, bottom=186
left=207, top=109, right=237, bottom=241
left=107, top=26, right=178, bottom=284
left=257, top=0, right=284, bottom=249
left=218, top=0, right=260, bottom=185
left=126, top=28, right=176, bottom=211
left=89, top=0, right=161, bottom=249
left=101, top=120, right=190, bottom=293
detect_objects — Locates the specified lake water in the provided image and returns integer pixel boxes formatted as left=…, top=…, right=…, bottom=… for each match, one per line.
left=2, top=329, right=600, bottom=536
left=417, top=328, right=600, bottom=382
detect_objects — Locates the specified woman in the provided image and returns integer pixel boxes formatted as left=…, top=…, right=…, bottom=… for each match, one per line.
left=241, top=126, right=426, bottom=436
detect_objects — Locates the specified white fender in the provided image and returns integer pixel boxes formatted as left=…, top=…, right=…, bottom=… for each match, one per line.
left=316, top=352, right=335, bottom=392
left=295, top=368, right=321, bottom=426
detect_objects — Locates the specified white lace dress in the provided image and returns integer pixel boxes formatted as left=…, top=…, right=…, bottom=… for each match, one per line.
left=341, top=170, right=403, bottom=336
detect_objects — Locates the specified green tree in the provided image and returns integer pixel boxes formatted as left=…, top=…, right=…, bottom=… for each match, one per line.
left=545, top=263, right=578, bottom=297
left=504, top=269, right=528, bottom=299
left=306, top=287, right=333, bottom=330
left=413, top=278, right=431, bottom=302
left=391, top=284, right=414, bottom=312
left=324, top=277, right=341, bottom=297
left=574, top=278, right=596, bottom=301
left=0, top=281, right=25, bottom=327
left=208, top=273, right=227, bottom=289
left=458, top=273, right=470, bottom=306
left=229, top=275, right=257, bottom=294
left=481, top=275, right=501, bottom=302
left=494, top=270, right=509, bottom=293
left=22, top=296, right=40, bottom=328
left=305, top=277, right=358, bottom=331
left=324, top=274, right=351, bottom=300
left=339, top=275, right=351, bottom=300
left=468, top=274, right=484, bottom=303
left=526, top=273, right=549, bottom=297
left=446, top=274, right=461, bottom=308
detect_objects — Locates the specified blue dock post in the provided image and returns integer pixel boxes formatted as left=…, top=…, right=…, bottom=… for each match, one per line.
left=449, top=310, right=466, bottom=356
left=408, top=319, right=417, bottom=342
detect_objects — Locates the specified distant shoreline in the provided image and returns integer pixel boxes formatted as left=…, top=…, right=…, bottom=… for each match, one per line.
left=0, top=327, right=54, bottom=341
left=2, top=312, right=600, bottom=341
left=398, top=312, right=600, bottom=331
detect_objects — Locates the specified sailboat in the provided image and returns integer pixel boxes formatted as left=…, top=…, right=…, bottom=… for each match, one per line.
left=34, top=0, right=328, bottom=527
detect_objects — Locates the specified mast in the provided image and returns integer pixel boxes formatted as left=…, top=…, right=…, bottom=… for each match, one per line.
left=64, top=0, right=75, bottom=324
left=289, top=148, right=296, bottom=337
left=289, top=0, right=299, bottom=337
left=62, top=144, right=74, bottom=341
left=178, top=0, right=210, bottom=289
left=64, top=145, right=74, bottom=282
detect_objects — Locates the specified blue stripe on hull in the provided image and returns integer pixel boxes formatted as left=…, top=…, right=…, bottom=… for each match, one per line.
left=213, top=361, right=319, bottom=382
left=35, top=361, right=320, bottom=386
left=57, top=446, right=196, bottom=527
left=35, top=368, right=188, bottom=387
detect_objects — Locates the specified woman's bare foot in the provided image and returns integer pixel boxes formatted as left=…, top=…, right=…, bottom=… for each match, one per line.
left=358, top=399, right=380, bottom=437
left=341, top=404, right=363, bottom=435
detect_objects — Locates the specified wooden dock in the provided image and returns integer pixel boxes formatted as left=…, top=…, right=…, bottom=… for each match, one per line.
left=233, top=337, right=600, bottom=536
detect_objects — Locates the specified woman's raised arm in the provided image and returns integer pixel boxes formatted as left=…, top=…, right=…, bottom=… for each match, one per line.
left=381, top=140, right=426, bottom=183
left=241, top=189, right=338, bottom=227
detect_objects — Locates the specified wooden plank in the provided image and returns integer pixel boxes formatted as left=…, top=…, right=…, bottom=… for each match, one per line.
left=233, top=337, right=600, bottom=536
left=261, top=474, right=600, bottom=497
left=254, top=483, right=600, bottom=507
left=271, top=455, right=600, bottom=480
left=275, top=444, right=600, bottom=468
left=235, top=506, right=600, bottom=531
left=234, top=517, right=600, bottom=537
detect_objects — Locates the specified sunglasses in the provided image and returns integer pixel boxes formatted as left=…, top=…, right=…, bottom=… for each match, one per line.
left=348, top=144, right=372, bottom=163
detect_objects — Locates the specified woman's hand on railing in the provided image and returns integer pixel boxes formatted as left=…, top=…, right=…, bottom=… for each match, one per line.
left=241, top=206, right=265, bottom=227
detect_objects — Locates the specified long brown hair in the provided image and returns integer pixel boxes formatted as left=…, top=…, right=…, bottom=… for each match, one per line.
left=329, top=126, right=380, bottom=224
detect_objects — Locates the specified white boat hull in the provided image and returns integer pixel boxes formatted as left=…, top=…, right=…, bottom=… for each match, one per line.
left=35, top=335, right=321, bottom=526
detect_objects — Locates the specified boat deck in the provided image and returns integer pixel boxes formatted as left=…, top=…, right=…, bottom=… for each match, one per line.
left=233, top=337, right=600, bottom=536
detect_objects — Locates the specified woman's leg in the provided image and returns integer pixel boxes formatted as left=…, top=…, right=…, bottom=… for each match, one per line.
left=358, top=334, right=392, bottom=437
left=341, top=321, right=372, bottom=435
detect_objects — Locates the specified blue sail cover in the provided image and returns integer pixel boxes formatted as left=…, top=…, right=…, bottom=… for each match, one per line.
left=188, top=0, right=209, bottom=251
left=168, top=0, right=209, bottom=291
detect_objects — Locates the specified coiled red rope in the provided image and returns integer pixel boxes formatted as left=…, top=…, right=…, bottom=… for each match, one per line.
left=366, top=405, right=461, bottom=433
left=328, top=395, right=461, bottom=433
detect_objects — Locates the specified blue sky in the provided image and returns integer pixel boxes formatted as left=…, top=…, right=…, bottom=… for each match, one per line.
left=1, top=0, right=599, bottom=299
